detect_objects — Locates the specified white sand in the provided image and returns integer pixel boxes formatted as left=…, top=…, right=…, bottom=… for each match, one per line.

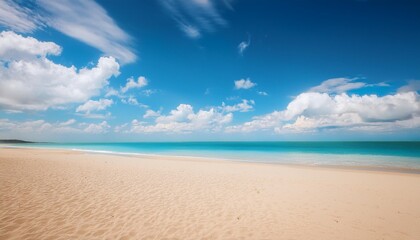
left=1, top=148, right=420, bottom=240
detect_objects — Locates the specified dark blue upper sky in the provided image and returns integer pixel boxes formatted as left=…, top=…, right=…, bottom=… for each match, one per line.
left=0, top=0, right=419, bottom=141
left=100, top=0, right=420, bottom=106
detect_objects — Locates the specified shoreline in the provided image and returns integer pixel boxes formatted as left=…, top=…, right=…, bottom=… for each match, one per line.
left=1, top=147, right=420, bottom=239
left=2, top=144, right=420, bottom=175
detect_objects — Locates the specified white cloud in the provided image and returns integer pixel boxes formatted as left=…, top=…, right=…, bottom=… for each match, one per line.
left=76, top=99, right=113, bottom=114
left=0, top=119, right=50, bottom=133
left=226, top=96, right=239, bottom=101
left=222, top=99, right=255, bottom=112
left=142, top=89, right=157, bottom=97
left=106, top=77, right=151, bottom=107
left=226, top=111, right=283, bottom=133
left=0, top=0, right=136, bottom=63
left=398, top=80, right=420, bottom=93
left=38, top=0, right=136, bottom=64
left=308, top=77, right=390, bottom=94
left=143, top=109, right=161, bottom=119
left=0, top=31, right=61, bottom=60
left=59, top=119, right=76, bottom=127
left=373, top=82, right=390, bottom=87
left=0, top=118, right=110, bottom=135
left=121, top=76, right=148, bottom=93
left=78, top=112, right=112, bottom=120
left=128, top=104, right=232, bottom=133
left=0, top=119, right=15, bottom=131
left=258, top=91, right=268, bottom=96
left=181, top=24, right=201, bottom=39
left=0, top=31, right=120, bottom=111
left=282, top=92, right=419, bottom=122
left=155, top=104, right=194, bottom=123
left=234, top=78, right=256, bottom=90
left=121, top=96, right=148, bottom=108
left=104, top=87, right=122, bottom=98
left=114, top=123, right=128, bottom=133
left=0, top=0, right=41, bottom=33
left=159, top=0, right=230, bottom=38
left=83, top=121, right=110, bottom=134
left=121, top=96, right=138, bottom=105
left=238, top=37, right=250, bottom=55
left=227, top=79, right=420, bottom=133
left=0, top=119, right=138, bottom=142
left=309, top=78, right=366, bottom=94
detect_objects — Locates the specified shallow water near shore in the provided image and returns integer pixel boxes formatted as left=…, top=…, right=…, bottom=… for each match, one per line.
left=4, top=141, right=420, bottom=170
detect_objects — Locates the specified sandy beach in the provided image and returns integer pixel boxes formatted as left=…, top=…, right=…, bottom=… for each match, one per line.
left=0, top=148, right=419, bottom=240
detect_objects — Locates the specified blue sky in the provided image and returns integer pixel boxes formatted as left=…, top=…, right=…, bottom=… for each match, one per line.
left=0, top=0, right=419, bottom=141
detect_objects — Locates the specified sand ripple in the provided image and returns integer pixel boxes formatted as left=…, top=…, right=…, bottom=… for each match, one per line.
left=1, top=149, right=420, bottom=239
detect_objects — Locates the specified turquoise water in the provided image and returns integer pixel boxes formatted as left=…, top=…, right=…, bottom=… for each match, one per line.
left=4, top=142, right=420, bottom=170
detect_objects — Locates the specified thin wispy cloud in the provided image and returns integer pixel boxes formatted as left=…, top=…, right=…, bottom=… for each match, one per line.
left=159, top=0, right=232, bottom=38
left=181, top=24, right=201, bottom=39
left=0, top=0, right=41, bottom=33
left=238, top=35, right=251, bottom=55
left=309, top=77, right=388, bottom=94
left=76, top=99, right=114, bottom=114
left=38, top=0, right=136, bottom=64
left=398, top=80, right=420, bottom=93
left=0, top=0, right=136, bottom=64
left=121, top=96, right=148, bottom=108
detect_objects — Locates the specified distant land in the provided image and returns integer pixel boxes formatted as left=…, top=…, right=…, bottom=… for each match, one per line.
left=0, top=139, right=34, bottom=144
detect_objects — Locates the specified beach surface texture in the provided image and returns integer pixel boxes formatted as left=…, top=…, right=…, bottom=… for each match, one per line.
left=1, top=148, right=419, bottom=240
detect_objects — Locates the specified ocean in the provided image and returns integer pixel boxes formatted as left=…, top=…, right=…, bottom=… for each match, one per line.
left=4, top=141, right=420, bottom=170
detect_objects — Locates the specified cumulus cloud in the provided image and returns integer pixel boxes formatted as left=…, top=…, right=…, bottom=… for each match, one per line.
left=0, top=0, right=136, bottom=63
left=0, top=118, right=111, bottom=135
left=258, top=91, right=268, bottom=96
left=76, top=99, right=113, bottom=114
left=143, top=109, right=161, bottom=119
left=124, top=104, right=232, bottom=133
left=0, top=31, right=120, bottom=111
left=284, top=92, right=418, bottom=124
left=121, top=76, right=148, bottom=93
left=0, top=31, right=61, bottom=60
left=227, top=78, right=420, bottom=133
left=234, top=78, right=256, bottom=90
left=159, top=0, right=231, bottom=38
left=0, top=119, right=53, bottom=133
left=83, top=121, right=110, bottom=134
left=226, top=111, right=283, bottom=133
left=222, top=99, right=255, bottom=112
left=105, top=77, right=151, bottom=108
